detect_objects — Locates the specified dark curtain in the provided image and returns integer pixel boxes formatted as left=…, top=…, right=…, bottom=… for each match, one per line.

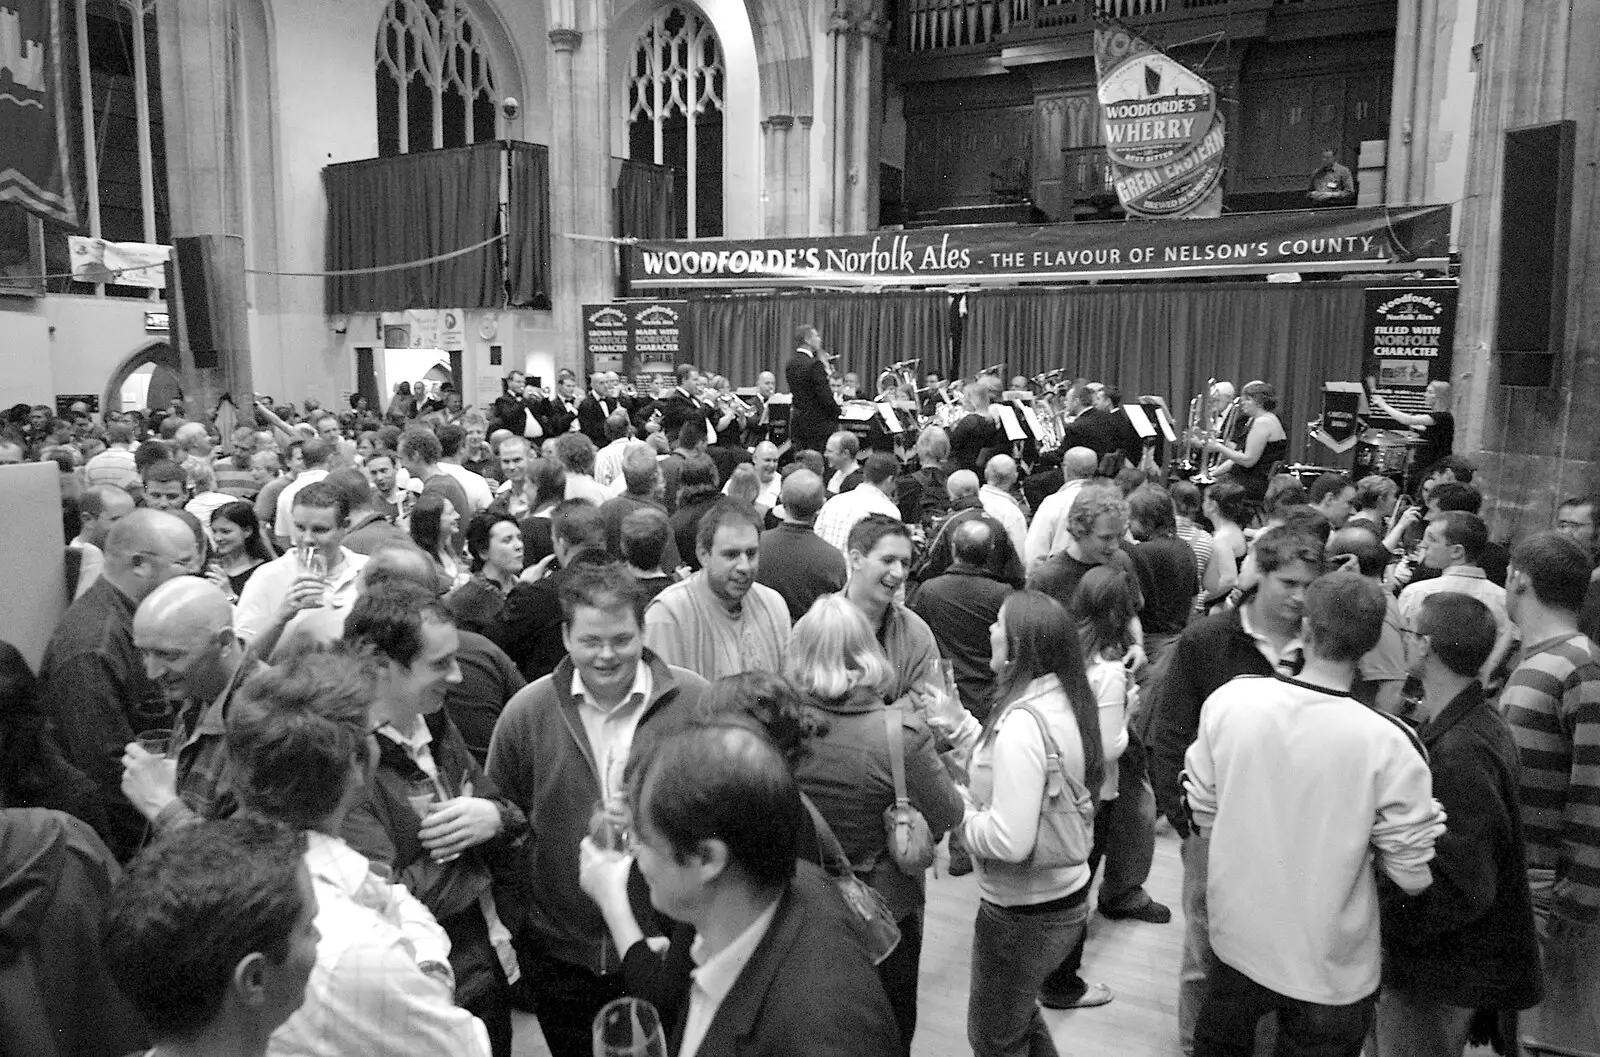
left=324, top=142, right=502, bottom=314
left=965, top=282, right=1369, bottom=465
left=507, top=142, right=551, bottom=309
left=687, top=291, right=950, bottom=389
left=615, top=160, right=679, bottom=238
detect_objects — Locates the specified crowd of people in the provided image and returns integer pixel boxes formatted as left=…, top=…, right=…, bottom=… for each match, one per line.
left=1, top=345, right=1597, bottom=1057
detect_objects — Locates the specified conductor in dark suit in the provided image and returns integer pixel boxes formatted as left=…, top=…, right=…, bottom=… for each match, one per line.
left=577, top=371, right=621, bottom=447
left=785, top=324, right=839, bottom=455
left=629, top=724, right=902, bottom=1057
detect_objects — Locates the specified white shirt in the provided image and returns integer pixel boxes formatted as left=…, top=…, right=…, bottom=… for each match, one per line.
left=439, top=462, right=494, bottom=516
left=235, top=547, right=367, bottom=643
left=268, top=832, right=489, bottom=1057
left=594, top=438, right=632, bottom=490
left=570, top=662, right=653, bottom=807
left=275, top=467, right=330, bottom=538
left=813, top=483, right=901, bottom=558
left=1024, top=479, right=1087, bottom=569
left=723, top=472, right=781, bottom=512
left=978, top=485, right=1028, bottom=559
left=678, top=898, right=783, bottom=1057
left=565, top=472, right=613, bottom=506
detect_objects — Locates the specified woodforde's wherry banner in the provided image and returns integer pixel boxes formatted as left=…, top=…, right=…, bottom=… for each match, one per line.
left=625, top=205, right=1453, bottom=289
left=1094, top=21, right=1224, bottom=218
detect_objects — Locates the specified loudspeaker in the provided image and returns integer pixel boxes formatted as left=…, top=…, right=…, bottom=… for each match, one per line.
left=171, top=235, right=220, bottom=369
left=1493, top=120, right=1574, bottom=388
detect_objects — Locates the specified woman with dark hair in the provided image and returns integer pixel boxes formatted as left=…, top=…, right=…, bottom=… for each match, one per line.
left=206, top=501, right=274, bottom=599
left=785, top=595, right=964, bottom=1052
left=1034, top=566, right=1138, bottom=1009
left=408, top=492, right=464, bottom=592
left=520, top=457, right=566, bottom=565
left=945, top=589, right=1105, bottom=1057
left=0, top=641, right=103, bottom=833
left=668, top=453, right=722, bottom=571
left=385, top=380, right=415, bottom=425
left=446, top=510, right=524, bottom=635
left=1205, top=380, right=1288, bottom=503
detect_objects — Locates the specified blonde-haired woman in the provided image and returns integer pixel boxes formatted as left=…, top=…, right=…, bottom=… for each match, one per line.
left=786, top=594, right=964, bottom=1054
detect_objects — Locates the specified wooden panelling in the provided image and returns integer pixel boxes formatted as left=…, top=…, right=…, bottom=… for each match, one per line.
left=905, top=104, right=1036, bottom=212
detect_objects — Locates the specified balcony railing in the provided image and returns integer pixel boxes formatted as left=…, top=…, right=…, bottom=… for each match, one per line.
left=899, top=0, right=1287, bottom=53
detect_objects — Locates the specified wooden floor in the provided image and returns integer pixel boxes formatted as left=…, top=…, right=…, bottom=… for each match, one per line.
left=514, top=821, right=1190, bottom=1057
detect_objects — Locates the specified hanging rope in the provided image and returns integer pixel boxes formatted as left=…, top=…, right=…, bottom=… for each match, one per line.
left=11, top=231, right=507, bottom=283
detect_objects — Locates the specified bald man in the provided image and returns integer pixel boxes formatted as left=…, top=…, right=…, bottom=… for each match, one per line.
left=979, top=454, right=1028, bottom=559
left=121, top=578, right=258, bottom=837
left=758, top=469, right=848, bottom=622
left=1025, top=446, right=1099, bottom=569
left=37, top=509, right=201, bottom=859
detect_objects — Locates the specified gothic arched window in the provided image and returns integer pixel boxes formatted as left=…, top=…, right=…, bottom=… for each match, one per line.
left=627, top=5, right=724, bottom=238
left=375, top=0, right=498, bottom=156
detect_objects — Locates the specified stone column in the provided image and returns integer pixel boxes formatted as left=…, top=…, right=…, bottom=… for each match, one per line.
left=762, top=114, right=814, bottom=236
left=156, top=0, right=254, bottom=420
left=824, top=0, right=888, bottom=234
left=1455, top=0, right=1600, bottom=529
left=546, top=0, right=614, bottom=374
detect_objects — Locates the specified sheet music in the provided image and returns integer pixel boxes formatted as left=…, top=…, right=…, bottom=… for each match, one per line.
left=877, top=403, right=903, bottom=434
left=1153, top=406, right=1178, bottom=443
left=1123, top=404, right=1156, bottom=439
left=1018, top=403, right=1047, bottom=441
left=996, top=404, right=1027, bottom=442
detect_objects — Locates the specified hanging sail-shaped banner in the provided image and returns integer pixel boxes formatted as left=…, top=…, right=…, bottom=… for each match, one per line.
left=1093, top=21, right=1224, bottom=219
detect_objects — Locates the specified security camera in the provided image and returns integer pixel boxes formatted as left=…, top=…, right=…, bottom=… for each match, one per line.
left=501, top=97, right=520, bottom=120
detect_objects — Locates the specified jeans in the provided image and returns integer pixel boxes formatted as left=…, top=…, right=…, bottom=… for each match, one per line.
left=878, top=908, right=924, bottom=1054
left=1525, top=868, right=1600, bottom=1051
left=1371, top=986, right=1473, bottom=1057
left=1194, top=960, right=1374, bottom=1057
left=1098, top=737, right=1157, bottom=912
left=1179, top=832, right=1212, bottom=1057
left=969, top=896, right=1089, bottom=1057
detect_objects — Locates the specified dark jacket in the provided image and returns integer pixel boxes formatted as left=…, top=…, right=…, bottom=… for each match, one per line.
left=446, top=630, right=525, bottom=767
left=1145, top=608, right=1276, bottom=836
left=341, top=511, right=410, bottom=555
left=908, top=564, right=1012, bottom=720
left=0, top=809, right=148, bottom=1057
left=756, top=522, right=848, bottom=623
left=490, top=551, right=613, bottom=681
left=655, top=388, right=710, bottom=443
left=577, top=392, right=621, bottom=447
left=785, top=349, right=839, bottom=452
left=666, top=860, right=902, bottom=1057
left=793, top=688, right=964, bottom=920
left=36, top=576, right=164, bottom=861
left=948, top=412, right=1004, bottom=472
left=485, top=651, right=706, bottom=975
left=670, top=491, right=721, bottom=572
left=1379, top=681, right=1542, bottom=1010
left=912, top=497, right=1025, bottom=589
left=342, top=710, right=529, bottom=1008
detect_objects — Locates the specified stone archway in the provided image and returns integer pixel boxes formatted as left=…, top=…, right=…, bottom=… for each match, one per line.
left=104, top=342, right=183, bottom=414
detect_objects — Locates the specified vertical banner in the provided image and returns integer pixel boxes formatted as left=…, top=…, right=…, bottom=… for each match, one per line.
left=1361, top=285, right=1457, bottom=428
left=582, top=300, right=692, bottom=390
left=0, top=0, right=77, bottom=224
left=1093, top=19, right=1224, bottom=219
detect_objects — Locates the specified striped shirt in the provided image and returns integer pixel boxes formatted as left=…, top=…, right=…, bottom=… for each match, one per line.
left=1503, top=631, right=1600, bottom=924
left=1176, top=517, right=1215, bottom=613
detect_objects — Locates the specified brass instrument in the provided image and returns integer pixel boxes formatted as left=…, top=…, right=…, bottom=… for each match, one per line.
left=1179, top=378, right=1240, bottom=484
left=1193, top=397, right=1241, bottom=485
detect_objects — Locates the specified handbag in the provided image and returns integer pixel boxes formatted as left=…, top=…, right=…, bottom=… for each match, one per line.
left=1010, top=702, right=1096, bottom=870
left=801, top=792, right=901, bottom=966
left=882, top=708, right=938, bottom=875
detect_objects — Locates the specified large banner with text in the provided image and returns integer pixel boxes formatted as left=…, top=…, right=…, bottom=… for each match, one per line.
left=625, top=205, right=1452, bottom=289
left=1361, top=284, right=1457, bottom=428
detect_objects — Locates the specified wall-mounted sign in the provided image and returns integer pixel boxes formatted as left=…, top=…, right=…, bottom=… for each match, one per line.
left=144, top=310, right=170, bottom=332
left=582, top=300, right=693, bottom=388
left=1361, top=285, right=1458, bottom=428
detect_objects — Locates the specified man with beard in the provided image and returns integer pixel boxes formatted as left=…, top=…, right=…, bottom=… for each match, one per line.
left=643, top=500, right=791, bottom=679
